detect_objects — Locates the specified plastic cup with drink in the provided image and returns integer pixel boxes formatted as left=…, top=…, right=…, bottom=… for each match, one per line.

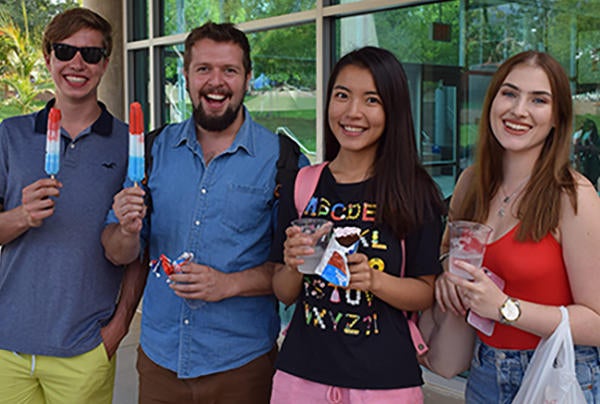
left=449, top=220, right=504, bottom=336
left=448, top=220, right=492, bottom=280
left=291, top=218, right=333, bottom=274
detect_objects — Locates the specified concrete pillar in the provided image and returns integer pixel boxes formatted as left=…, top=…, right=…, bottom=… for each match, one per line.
left=82, top=0, right=125, bottom=120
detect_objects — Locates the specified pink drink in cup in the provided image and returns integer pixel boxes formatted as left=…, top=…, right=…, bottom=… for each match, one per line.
left=448, top=220, right=492, bottom=280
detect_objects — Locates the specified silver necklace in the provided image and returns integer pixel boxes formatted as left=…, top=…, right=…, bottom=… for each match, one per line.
left=497, top=178, right=529, bottom=217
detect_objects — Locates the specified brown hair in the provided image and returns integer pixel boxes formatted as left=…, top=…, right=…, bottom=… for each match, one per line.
left=456, top=51, right=576, bottom=241
left=183, top=22, right=251, bottom=74
left=42, top=8, right=112, bottom=58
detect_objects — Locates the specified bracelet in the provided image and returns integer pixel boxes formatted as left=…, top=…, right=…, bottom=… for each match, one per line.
left=439, top=252, right=450, bottom=263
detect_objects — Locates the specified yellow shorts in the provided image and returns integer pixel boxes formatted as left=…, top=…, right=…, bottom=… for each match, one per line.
left=0, top=343, right=116, bottom=404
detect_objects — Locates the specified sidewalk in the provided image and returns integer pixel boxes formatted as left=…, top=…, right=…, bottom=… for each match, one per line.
left=113, top=312, right=140, bottom=404
left=113, top=312, right=465, bottom=404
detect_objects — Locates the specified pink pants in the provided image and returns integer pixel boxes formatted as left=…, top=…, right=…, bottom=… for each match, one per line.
left=270, top=370, right=424, bottom=404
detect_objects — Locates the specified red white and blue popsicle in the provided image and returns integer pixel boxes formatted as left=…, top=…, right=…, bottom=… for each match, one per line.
left=128, top=102, right=145, bottom=186
left=44, top=107, right=62, bottom=179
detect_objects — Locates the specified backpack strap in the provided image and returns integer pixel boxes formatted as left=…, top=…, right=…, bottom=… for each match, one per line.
left=400, top=239, right=429, bottom=355
left=293, top=162, right=328, bottom=217
left=275, top=133, right=302, bottom=199
left=141, top=124, right=166, bottom=215
left=144, top=124, right=166, bottom=183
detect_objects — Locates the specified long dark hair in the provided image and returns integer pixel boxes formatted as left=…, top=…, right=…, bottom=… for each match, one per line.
left=325, top=46, right=445, bottom=239
left=456, top=51, right=577, bottom=241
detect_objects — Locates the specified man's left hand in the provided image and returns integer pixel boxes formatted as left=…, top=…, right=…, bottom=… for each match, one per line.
left=169, top=263, right=233, bottom=302
left=100, top=321, right=127, bottom=360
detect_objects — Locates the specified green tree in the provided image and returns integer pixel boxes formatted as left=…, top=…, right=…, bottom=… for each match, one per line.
left=160, top=0, right=315, bottom=35
left=1, top=0, right=80, bottom=35
left=375, top=2, right=460, bottom=66
left=0, top=0, right=80, bottom=116
left=250, top=24, right=316, bottom=89
left=0, top=1, right=52, bottom=114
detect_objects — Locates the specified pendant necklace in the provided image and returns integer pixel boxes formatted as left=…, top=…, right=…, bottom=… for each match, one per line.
left=497, top=178, right=529, bottom=217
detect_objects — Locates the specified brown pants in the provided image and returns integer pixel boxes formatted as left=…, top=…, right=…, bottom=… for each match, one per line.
left=137, top=345, right=277, bottom=404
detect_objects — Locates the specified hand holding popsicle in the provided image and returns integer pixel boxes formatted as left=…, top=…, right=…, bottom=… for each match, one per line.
left=45, top=108, right=61, bottom=178
left=112, top=186, right=146, bottom=236
left=20, top=178, right=62, bottom=227
left=128, top=102, right=145, bottom=186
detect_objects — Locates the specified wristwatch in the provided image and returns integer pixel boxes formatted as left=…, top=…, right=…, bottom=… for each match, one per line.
left=499, top=297, right=521, bottom=324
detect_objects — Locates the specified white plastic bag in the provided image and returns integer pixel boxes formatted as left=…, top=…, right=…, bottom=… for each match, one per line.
left=512, top=306, right=586, bottom=404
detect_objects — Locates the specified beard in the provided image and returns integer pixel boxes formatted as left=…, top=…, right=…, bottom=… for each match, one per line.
left=192, top=87, right=245, bottom=132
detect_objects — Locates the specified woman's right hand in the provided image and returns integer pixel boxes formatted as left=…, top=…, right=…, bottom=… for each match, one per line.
left=282, top=225, right=314, bottom=270
left=435, top=271, right=468, bottom=316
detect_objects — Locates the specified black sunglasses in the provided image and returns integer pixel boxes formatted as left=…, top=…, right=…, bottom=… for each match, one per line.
left=51, top=43, right=107, bottom=64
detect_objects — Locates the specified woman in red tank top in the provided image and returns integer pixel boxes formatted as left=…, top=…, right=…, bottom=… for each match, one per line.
left=435, top=51, right=600, bottom=403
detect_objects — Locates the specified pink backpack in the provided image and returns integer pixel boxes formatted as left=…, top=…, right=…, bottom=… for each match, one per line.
left=293, top=163, right=428, bottom=355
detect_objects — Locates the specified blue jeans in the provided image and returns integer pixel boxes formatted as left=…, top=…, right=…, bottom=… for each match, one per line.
left=466, top=338, right=600, bottom=404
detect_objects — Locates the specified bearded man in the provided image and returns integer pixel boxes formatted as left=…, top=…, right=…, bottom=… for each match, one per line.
left=101, top=22, right=293, bottom=403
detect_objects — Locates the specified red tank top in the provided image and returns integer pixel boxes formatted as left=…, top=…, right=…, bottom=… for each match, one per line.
left=480, top=226, right=573, bottom=350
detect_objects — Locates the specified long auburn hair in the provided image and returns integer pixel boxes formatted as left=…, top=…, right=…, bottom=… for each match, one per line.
left=324, top=46, right=445, bottom=240
left=456, top=51, right=577, bottom=241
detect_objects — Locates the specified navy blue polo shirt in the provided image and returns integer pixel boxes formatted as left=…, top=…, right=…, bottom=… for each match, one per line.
left=0, top=100, right=129, bottom=357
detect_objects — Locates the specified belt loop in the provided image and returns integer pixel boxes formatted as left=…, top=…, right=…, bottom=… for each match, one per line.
left=326, top=386, right=342, bottom=403
left=469, top=337, right=479, bottom=367
left=30, top=354, right=36, bottom=375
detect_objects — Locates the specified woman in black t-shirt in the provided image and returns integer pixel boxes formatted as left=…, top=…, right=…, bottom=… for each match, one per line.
left=270, top=46, right=446, bottom=403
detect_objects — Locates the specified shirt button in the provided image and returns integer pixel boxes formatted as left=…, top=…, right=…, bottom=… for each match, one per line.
left=70, top=143, right=76, bottom=149
left=194, top=220, right=200, bottom=226
left=184, top=319, right=190, bottom=325
left=201, top=188, right=207, bottom=194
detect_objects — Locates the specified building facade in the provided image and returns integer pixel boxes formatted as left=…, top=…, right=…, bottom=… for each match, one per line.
left=84, top=0, right=599, bottom=197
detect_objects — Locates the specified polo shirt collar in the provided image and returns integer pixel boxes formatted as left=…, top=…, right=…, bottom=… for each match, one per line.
left=175, top=106, right=257, bottom=157
left=34, top=99, right=113, bottom=136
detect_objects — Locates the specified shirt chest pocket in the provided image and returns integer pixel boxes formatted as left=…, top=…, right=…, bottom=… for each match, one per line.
left=221, top=182, right=273, bottom=233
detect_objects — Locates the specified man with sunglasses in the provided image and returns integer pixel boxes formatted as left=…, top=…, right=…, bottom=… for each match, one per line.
left=0, top=8, right=146, bottom=404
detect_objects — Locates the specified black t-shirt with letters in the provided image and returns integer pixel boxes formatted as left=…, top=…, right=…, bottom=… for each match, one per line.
left=270, top=167, right=443, bottom=389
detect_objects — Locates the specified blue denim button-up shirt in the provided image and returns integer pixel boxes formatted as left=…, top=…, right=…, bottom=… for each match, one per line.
left=135, top=110, right=281, bottom=378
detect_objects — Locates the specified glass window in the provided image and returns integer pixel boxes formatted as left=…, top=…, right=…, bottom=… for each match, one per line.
left=128, top=49, right=150, bottom=131
left=128, top=0, right=149, bottom=41
left=335, top=5, right=461, bottom=197
left=247, top=24, right=317, bottom=158
left=127, top=0, right=600, bottom=196
left=159, top=0, right=317, bottom=36
left=159, top=44, right=188, bottom=124
left=465, top=1, right=600, bottom=192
